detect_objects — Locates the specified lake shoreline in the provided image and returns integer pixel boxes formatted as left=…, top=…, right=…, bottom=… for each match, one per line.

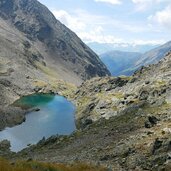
left=0, top=94, right=76, bottom=152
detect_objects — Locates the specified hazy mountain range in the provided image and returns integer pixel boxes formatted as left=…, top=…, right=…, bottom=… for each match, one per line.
left=87, top=42, right=159, bottom=55
left=99, top=41, right=171, bottom=76
left=100, top=51, right=142, bottom=76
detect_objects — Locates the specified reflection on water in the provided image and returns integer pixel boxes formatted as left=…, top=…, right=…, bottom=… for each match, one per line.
left=0, top=95, right=76, bottom=152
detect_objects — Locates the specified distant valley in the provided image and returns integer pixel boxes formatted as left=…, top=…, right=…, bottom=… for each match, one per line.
left=100, top=51, right=142, bottom=76
left=99, top=41, right=171, bottom=76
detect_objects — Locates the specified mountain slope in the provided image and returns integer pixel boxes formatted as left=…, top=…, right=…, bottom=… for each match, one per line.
left=0, top=0, right=110, bottom=84
left=0, top=0, right=110, bottom=130
left=100, top=51, right=142, bottom=76
left=14, top=52, right=171, bottom=171
left=102, top=41, right=171, bottom=76
left=135, top=41, right=171, bottom=67
left=125, top=41, right=171, bottom=75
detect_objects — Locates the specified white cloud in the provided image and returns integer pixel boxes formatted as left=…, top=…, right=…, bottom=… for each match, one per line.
left=132, top=0, right=171, bottom=11
left=78, top=27, right=123, bottom=43
left=52, top=9, right=122, bottom=43
left=52, top=9, right=167, bottom=46
left=149, top=5, right=171, bottom=29
left=52, top=10, right=86, bottom=32
left=94, top=0, right=122, bottom=5
left=132, top=0, right=152, bottom=11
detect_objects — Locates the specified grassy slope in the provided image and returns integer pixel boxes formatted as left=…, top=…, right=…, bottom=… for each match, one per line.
left=0, top=158, right=107, bottom=171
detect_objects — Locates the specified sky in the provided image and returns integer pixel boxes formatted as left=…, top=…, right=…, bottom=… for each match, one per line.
left=38, top=0, right=171, bottom=46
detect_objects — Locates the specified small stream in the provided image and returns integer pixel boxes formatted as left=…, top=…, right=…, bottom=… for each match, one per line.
left=0, top=94, right=76, bottom=152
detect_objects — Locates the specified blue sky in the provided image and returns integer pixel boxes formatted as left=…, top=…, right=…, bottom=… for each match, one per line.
left=38, top=0, right=171, bottom=45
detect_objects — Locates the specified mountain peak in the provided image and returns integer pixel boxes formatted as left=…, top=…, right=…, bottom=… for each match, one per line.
left=0, top=0, right=110, bottom=84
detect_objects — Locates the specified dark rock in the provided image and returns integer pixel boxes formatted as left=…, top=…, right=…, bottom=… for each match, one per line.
left=26, top=158, right=33, bottom=162
left=88, top=103, right=96, bottom=111
left=10, top=162, right=15, bottom=166
left=148, top=116, right=158, bottom=125
left=152, top=138, right=163, bottom=154
left=129, top=77, right=137, bottom=83
left=122, top=148, right=135, bottom=158
left=168, top=141, right=171, bottom=151
left=145, top=81, right=150, bottom=84
left=23, top=41, right=31, bottom=49
left=94, top=87, right=101, bottom=93
left=34, top=108, right=40, bottom=112
left=81, top=118, right=93, bottom=129
left=105, top=87, right=113, bottom=91
left=37, top=137, right=46, bottom=145
left=115, top=77, right=128, bottom=87
left=139, top=91, right=149, bottom=100
left=167, top=152, right=171, bottom=160
left=147, top=131, right=154, bottom=135
left=34, top=87, right=42, bottom=92
left=82, top=102, right=96, bottom=114
left=98, top=101, right=108, bottom=109
left=145, top=121, right=152, bottom=128
left=145, top=116, right=158, bottom=128
left=100, top=154, right=115, bottom=161
left=75, top=90, right=80, bottom=94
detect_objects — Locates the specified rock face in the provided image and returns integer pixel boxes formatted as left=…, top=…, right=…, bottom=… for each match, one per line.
left=16, top=52, right=171, bottom=170
left=0, top=0, right=110, bottom=84
left=0, top=0, right=110, bottom=129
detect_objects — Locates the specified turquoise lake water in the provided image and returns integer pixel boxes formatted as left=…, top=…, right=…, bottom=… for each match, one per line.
left=0, top=94, right=76, bottom=152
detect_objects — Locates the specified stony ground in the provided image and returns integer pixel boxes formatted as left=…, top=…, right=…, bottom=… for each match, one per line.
left=2, top=53, right=169, bottom=171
